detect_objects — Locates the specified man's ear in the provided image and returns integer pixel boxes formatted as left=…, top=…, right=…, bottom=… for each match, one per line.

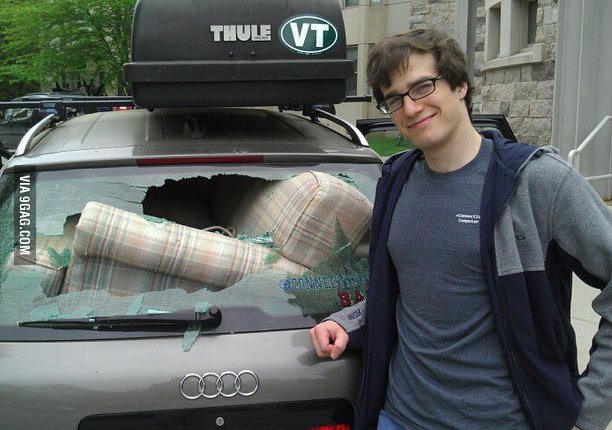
left=456, top=82, right=468, bottom=99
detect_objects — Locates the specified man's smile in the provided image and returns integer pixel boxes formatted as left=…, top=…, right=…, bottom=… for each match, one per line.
left=407, top=113, right=436, bottom=129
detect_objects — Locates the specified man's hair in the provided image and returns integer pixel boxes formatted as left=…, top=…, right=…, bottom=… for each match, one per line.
left=367, top=28, right=473, bottom=114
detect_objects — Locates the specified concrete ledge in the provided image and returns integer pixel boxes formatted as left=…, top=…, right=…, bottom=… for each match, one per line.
left=483, top=43, right=543, bottom=70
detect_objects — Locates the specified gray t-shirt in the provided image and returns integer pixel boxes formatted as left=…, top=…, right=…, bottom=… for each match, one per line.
left=384, top=139, right=528, bottom=429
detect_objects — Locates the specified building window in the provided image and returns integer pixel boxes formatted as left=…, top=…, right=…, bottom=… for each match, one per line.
left=370, top=0, right=382, bottom=4
left=485, top=2, right=501, bottom=60
left=527, top=0, right=538, bottom=44
left=483, top=0, right=542, bottom=69
left=344, top=0, right=359, bottom=7
left=346, top=46, right=358, bottom=96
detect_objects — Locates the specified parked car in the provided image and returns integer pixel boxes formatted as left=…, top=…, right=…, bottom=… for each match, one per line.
left=0, top=1, right=372, bottom=428
left=0, top=1, right=518, bottom=428
left=0, top=106, right=380, bottom=429
left=0, top=92, right=88, bottom=154
left=356, top=113, right=518, bottom=156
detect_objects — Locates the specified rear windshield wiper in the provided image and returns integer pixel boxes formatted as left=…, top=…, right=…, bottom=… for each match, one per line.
left=18, top=307, right=221, bottom=332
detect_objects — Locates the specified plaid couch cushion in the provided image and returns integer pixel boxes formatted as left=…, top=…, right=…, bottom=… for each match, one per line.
left=64, top=202, right=307, bottom=294
left=212, top=171, right=373, bottom=269
left=65, top=256, right=207, bottom=296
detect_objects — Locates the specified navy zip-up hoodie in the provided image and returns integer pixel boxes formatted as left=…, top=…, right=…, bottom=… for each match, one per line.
left=329, top=131, right=612, bottom=430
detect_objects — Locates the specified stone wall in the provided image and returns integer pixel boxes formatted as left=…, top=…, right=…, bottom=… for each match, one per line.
left=472, top=0, right=558, bottom=146
left=406, top=0, right=456, bottom=30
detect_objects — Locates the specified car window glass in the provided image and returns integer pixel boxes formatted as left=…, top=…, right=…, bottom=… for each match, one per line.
left=4, top=108, right=34, bottom=124
left=0, top=164, right=379, bottom=337
left=364, top=121, right=510, bottom=157
left=365, top=128, right=413, bottom=156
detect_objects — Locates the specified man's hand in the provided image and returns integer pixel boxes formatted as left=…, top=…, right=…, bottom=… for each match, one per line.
left=309, top=320, right=349, bottom=360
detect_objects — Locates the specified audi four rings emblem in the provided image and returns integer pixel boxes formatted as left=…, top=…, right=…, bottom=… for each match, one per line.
left=180, top=371, right=259, bottom=400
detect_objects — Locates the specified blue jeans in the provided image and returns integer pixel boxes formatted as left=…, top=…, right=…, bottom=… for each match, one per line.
left=377, top=409, right=405, bottom=430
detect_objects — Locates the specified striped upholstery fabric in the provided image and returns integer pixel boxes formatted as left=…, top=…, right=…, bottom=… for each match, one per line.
left=63, top=202, right=307, bottom=295
left=65, top=256, right=207, bottom=296
left=213, top=171, right=373, bottom=269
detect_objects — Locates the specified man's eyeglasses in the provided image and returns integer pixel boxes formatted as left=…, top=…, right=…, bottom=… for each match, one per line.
left=377, top=75, right=444, bottom=115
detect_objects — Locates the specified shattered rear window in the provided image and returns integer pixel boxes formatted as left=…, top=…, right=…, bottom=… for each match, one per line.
left=0, top=163, right=378, bottom=338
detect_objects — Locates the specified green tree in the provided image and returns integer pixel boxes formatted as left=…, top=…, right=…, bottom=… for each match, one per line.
left=0, top=0, right=136, bottom=95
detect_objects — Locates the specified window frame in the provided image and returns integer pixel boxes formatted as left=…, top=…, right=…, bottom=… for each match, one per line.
left=483, top=0, right=543, bottom=70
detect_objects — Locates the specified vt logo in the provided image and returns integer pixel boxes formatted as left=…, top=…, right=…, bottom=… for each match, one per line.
left=279, top=15, right=338, bottom=55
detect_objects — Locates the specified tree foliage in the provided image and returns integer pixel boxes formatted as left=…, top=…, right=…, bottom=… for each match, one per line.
left=0, top=0, right=136, bottom=95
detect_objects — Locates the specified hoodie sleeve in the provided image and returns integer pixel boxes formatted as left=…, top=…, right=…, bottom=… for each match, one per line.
left=550, top=167, right=612, bottom=430
left=324, top=299, right=367, bottom=349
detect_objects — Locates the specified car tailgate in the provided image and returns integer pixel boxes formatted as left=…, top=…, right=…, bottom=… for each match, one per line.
left=0, top=329, right=360, bottom=429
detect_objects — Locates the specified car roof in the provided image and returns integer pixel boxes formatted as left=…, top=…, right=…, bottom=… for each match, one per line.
left=14, top=92, right=87, bottom=101
left=9, top=107, right=380, bottom=169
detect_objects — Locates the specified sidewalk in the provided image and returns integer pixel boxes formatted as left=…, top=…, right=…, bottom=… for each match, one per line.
left=572, top=274, right=602, bottom=372
left=574, top=273, right=612, bottom=430
left=574, top=198, right=610, bottom=371
left=572, top=201, right=611, bottom=430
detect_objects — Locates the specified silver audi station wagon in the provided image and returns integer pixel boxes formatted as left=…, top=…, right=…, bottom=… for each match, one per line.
left=0, top=1, right=380, bottom=428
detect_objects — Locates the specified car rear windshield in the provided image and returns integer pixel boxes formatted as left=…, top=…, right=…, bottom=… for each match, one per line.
left=0, top=163, right=379, bottom=339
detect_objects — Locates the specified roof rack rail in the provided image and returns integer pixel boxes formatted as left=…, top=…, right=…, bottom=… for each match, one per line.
left=303, top=106, right=369, bottom=148
left=13, top=114, right=56, bottom=157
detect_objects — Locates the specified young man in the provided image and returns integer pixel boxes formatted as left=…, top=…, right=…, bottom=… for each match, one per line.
left=310, top=29, right=611, bottom=430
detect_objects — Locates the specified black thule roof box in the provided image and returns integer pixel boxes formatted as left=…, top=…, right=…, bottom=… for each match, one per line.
left=124, top=0, right=354, bottom=109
